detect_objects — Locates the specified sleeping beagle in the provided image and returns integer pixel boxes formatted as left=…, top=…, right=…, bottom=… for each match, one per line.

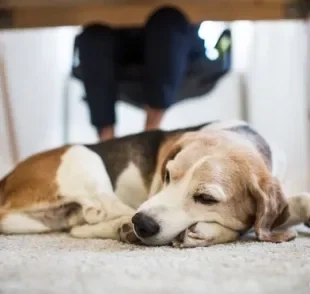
left=0, top=120, right=309, bottom=247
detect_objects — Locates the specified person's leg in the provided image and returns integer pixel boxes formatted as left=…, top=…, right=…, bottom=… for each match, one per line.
left=143, top=6, right=192, bottom=130
left=78, top=24, right=117, bottom=141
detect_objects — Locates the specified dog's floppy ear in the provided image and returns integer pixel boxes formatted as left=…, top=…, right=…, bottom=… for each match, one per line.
left=160, top=143, right=182, bottom=181
left=150, top=132, right=198, bottom=196
left=249, top=174, right=296, bottom=243
left=158, top=132, right=199, bottom=182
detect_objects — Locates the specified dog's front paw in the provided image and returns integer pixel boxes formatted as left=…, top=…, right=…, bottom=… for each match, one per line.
left=172, top=222, right=240, bottom=248
left=172, top=224, right=212, bottom=248
left=83, top=206, right=106, bottom=224
left=118, top=221, right=141, bottom=245
left=172, top=238, right=183, bottom=248
left=70, top=224, right=92, bottom=238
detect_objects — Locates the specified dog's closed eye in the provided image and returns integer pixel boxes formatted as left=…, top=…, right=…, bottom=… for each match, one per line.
left=164, top=169, right=170, bottom=184
left=193, top=193, right=219, bottom=205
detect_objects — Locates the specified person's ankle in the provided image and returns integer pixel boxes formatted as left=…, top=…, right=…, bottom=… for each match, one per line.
left=98, top=126, right=115, bottom=141
left=145, top=106, right=165, bottom=131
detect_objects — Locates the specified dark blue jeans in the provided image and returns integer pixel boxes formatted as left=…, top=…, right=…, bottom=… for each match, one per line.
left=78, top=6, right=205, bottom=130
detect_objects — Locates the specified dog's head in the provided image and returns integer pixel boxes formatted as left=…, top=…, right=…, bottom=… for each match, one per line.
left=133, top=130, right=294, bottom=246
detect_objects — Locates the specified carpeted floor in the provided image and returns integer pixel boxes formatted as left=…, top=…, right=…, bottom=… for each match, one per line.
left=1, top=226, right=310, bottom=294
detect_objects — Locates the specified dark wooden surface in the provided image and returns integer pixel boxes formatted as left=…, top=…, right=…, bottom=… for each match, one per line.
left=0, top=0, right=308, bottom=29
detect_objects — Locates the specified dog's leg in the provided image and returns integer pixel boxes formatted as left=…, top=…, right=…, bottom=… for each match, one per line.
left=0, top=202, right=85, bottom=234
left=0, top=211, right=52, bottom=234
left=70, top=215, right=140, bottom=244
left=279, top=192, right=310, bottom=228
left=56, top=145, right=117, bottom=225
left=172, top=222, right=239, bottom=248
left=79, top=201, right=106, bottom=225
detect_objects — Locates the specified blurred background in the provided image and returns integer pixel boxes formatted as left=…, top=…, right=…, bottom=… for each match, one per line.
left=0, top=20, right=309, bottom=195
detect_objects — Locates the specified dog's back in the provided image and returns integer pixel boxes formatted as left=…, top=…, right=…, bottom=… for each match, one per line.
left=227, top=124, right=272, bottom=170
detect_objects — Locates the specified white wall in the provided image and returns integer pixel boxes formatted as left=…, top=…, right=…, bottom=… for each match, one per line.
left=246, top=21, right=310, bottom=194
left=0, top=27, right=77, bottom=160
left=0, top=21, right=309, bottom=195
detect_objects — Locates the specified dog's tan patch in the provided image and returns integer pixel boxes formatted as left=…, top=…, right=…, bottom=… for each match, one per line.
left=0, top=146, right=70, bottom=212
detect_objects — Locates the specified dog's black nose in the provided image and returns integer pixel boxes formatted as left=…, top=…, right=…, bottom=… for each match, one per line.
left=132, top=212, right=160, bottom=238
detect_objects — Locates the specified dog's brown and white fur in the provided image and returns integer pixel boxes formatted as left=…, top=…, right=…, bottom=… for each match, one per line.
left=1, top=120, right=310, bottom=247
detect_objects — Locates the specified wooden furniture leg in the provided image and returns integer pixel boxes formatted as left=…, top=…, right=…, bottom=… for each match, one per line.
left=0, top=43, right=19, bottom=165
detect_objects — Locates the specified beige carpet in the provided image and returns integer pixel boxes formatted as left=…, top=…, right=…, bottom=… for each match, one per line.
left=1, top=226, right=310, bottom=294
